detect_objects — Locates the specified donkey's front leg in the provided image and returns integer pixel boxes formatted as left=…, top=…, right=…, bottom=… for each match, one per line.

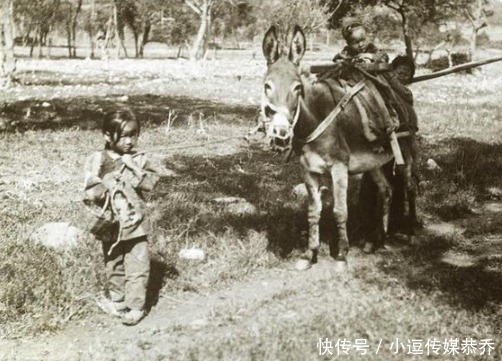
left=296, top=170, right=322, bottom=271
left=331, top=163, right=349, bottom=270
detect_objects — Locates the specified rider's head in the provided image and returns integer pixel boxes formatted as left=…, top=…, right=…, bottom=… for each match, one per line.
left=342, top=22, right=367, bottom=54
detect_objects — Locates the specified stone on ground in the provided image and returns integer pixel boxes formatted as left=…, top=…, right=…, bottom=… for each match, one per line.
left=30, top=222, right=83, bottom=250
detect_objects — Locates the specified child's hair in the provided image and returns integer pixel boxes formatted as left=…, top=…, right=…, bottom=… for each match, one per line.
left=391, top=55, right=416, bottom=83
left=102, top=108, right=140, bottom=149
left=341, top=21, right=364, bottom=41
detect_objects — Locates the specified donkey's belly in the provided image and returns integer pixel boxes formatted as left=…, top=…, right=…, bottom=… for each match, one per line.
left=348, top=151, right=393, bottom=174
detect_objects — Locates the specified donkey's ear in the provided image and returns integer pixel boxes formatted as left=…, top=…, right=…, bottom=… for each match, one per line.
left=263, top=26, right=280, bottom=65
left=288, top=25, right=306, bottom=65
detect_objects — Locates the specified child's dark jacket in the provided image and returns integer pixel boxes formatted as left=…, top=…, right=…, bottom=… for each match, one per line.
left=83, top=150, right=160, bottom=240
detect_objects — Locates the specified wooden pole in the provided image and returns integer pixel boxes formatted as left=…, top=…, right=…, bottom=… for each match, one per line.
left=411, top=55, right=502, bottom=83
left=310, top=55, right=502, bottom=84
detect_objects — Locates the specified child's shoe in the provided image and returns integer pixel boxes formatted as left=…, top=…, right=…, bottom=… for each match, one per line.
left=121, top=309, right=145, bottom=326
left=96, top=296, right=128, bottom=317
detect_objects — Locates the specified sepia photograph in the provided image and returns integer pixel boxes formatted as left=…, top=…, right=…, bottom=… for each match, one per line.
left=0, top=0, right=501, bottom=360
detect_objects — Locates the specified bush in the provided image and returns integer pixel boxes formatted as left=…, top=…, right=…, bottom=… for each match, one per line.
left=429, top=51, right=472, bottom=73
left=476, top=31, right=491, bottom=48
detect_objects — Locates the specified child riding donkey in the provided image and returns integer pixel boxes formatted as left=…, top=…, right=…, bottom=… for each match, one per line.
left=329, top=20, right=417, bottom=136
left=327, top=20, right=420, bottom=249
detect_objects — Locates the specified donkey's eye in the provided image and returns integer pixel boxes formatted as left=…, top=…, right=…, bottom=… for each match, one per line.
left=293, top=83, right=303, bottom=95
left=264, top=82, right=273, bottom=95
left=264, top=105, right=275, bottom=118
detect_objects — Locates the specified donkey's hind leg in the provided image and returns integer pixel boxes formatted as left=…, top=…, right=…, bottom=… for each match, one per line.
left=365, top=168, right=392, bottom=252
left=398, top=136, right=420, bottom=245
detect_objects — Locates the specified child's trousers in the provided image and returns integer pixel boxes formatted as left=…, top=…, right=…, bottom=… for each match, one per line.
left=102, top=236, right=150, bottom=311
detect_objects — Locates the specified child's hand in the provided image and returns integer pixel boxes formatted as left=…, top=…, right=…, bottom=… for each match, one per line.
left=121, top=154, right=137, bottom=169
left=121, top=154, right=145, bottom=180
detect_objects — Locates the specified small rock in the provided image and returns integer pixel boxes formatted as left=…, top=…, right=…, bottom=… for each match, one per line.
left=226, top=201, right=258, bottom=216
left=31, top=222, right=83, bottom=250
left=213, top=196, right=241, bottom=204
left=118, top=95, right=129, bottom=102
left=426, top=158, right=441, bottom=171
left=189, top=318, right=208, bottom=329
left=179, top=248, right=205, bottom=260
left=41, top=102, right=51, bottom=108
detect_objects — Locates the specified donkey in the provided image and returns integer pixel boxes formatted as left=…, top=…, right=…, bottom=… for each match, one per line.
left=261, top=25, right=418, bottom=271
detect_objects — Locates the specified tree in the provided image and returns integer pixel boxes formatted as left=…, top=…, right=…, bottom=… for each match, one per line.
left=211, top=1, right=257, bottom=49
left=255, top=0, right=340, bottom=36
left=118, top=0, right=164, bottom=58
left=462, top=0, right=494, bottom=55
left=1, top=0, right=16, bottom=88
left=60, top=0, right=83, bottom=58
left=184, top=0, right=216, bottom=60
left=379, top=1, right=424, bottom=60
left=14, top=0, right=61, bottom=58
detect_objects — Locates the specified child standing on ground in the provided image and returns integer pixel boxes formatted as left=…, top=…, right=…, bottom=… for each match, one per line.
left=83, top=108, right=160, bottom=326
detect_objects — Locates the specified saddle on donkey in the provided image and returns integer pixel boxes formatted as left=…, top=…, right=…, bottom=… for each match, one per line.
left=317, top=55, right=418, bottom=145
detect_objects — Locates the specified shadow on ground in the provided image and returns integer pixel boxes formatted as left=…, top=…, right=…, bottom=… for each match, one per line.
left=152, top=144, right=364, bottom=260
left=378, top=137, right=502, bottom=310
left=149, top=135, right=502, bottom=311
left=0, top=93, right=258, bottom=132
left=146, top=258, right=179, bottom=312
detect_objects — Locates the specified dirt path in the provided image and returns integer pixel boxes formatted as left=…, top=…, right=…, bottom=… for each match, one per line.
left=0, top=259, right=356, bottom=360
left=2, top=206, right=501, bottom=361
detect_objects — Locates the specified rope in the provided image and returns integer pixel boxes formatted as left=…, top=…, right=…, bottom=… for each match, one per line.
left=128, top=135, right=243, bottom=157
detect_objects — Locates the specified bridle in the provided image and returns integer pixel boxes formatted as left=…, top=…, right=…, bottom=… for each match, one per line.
left=260, top=88, right=302, bottom=150
left=261, top=76, right=366, bottom=151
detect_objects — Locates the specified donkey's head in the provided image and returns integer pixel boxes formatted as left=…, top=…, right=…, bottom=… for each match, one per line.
left=261, top=25, right=306, bottom=151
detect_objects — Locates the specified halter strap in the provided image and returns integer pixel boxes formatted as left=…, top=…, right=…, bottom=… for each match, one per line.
left=261, top=93, right=302, bottom=140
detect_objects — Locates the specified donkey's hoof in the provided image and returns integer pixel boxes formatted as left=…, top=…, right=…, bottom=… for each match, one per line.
left=295, top=259, right=312, bottom=271
left=363, top=242, right=374, bottom=254
left=333, top=260, right=347, bottom=272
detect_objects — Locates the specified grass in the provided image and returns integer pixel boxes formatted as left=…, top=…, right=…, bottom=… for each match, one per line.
left=0, top=55, right=501, bottom=360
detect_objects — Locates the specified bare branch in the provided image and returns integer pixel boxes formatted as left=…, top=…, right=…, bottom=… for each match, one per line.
left=326, top=0, right=346, bottom=21
left=464, top=9, right=475, bottom=25
left=386, top=3, right=400, bottom=12
left=185, top=0, right=202, bottom=15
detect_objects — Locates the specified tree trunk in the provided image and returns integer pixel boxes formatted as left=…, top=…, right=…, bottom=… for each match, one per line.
left=66, top=24, right=73, bottom=58
left=204, top=12, right=211, bottom=54
left=470, top=30, right=477, bottom=56
left=400, top=10, right=413, bottom=61
left=29, top=34, right=36, bottom=57
left=113, top=2, right=128, bottom=58
left=138, top=21, right=151, bottom=58
left=133, top=31, right=139, bottom=58
left=189, top=0, right=209, bottom=60
left=37, top=32, right=44, bottom=58
left=88, top=0, right=96, bottom=58
left=0, top=0, right=16, bottom=88
left=71, top=0, right=83, bottom=58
